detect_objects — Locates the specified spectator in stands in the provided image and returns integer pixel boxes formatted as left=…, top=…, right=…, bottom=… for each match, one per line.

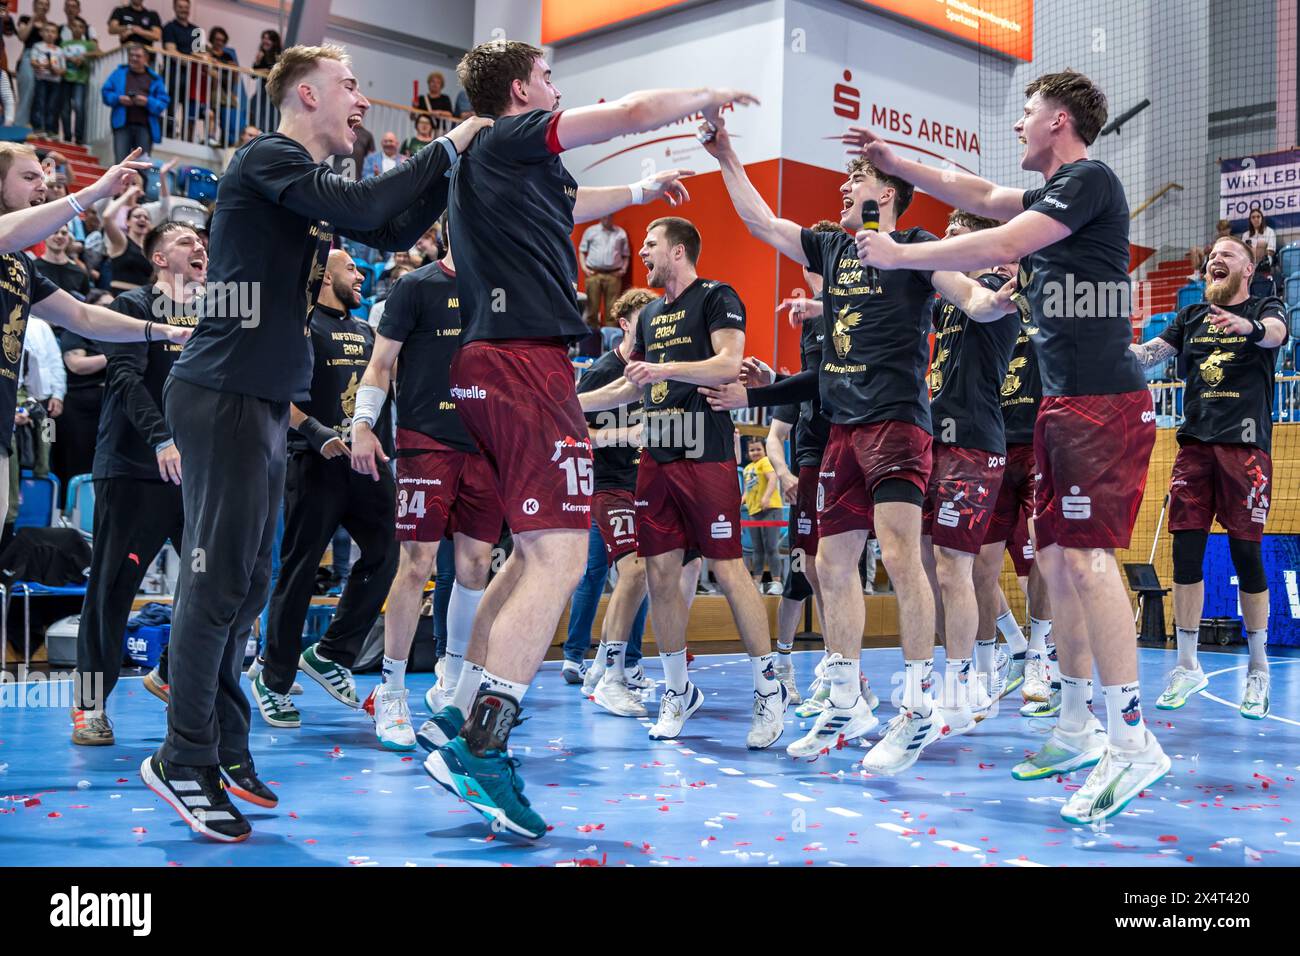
left=29, top=20, right=65, bottom=136
left=1242, top=208, right=1277, bottom=264
left=59, top=15, right=95, bottom=144
left=59, top=0, right=96, bottom=42
left=220, top=122, right=258, bottom=170
left=35, top=223, right=89, bottom=297
left=453, top=87, right=473, bottom=119
left=23, top=315, right=66, bottom=422
left=373, top=249, right=418, bottom=299
left=579, top=214, right=629, bottom=328
left=0, top=1, right=15, bottom=77
left=201, top=26, right=237, bottom=146
left=401, top=113, right=436, bottom=156
left=362, top=131, right=403, bottom=178
left=103, top=184, right=154, bottom=290
left=108, top=0, right=161, bottom=46
left=413, top=69, right=453, bottom=119
left=101, top=42, right=168, bottom=160
left=15, top=0, right=55, bottom=128
left=80, top=205, right=106, bottom=282
left=0, top=65, right=14, bottom=127
left=161, top=0, right=200, bottom=137
left=52, top=323, right=105, bottom=487
left=741, top=436, right=784, bottom=594
left=249, top=28, right=281, bottom=130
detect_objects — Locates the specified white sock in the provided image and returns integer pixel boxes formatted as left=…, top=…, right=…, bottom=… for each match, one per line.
left=603, top=640, right=627, bottom=679
left=943, top=658, right=971, bottom=710
left=825, top=656, right=859, bottom=709
left=1044, top=641, right=1057, bottom=684
left=480, top=669, right=529, bottom=705
left=381, top=656, right=406, bottom=690
left=1175, top=626, right=1200, bottom=671
left=996, top=611, right=1027, bottom=655
left=1059, top=673, right=1093, bottom=732
left=1102, top=681, right=1146, bottom=750
left=451, top=662, right=484, bottom=715
left=662, top=649, right=689, bottom=695
left=1028, top=616, right=1051, bottom=653
left=752, top=653, right=779, bottom=695
left=445, top=582, right=484, bottom=687
left=1246, top=628, right=1269, bottom=673
left=590, top=641, right=608, bottom=673
left=777, top=639, right=794, bottom=654
left=903, top=658, right=934, bottom=717
left=975, top=639, right=996, bottom=677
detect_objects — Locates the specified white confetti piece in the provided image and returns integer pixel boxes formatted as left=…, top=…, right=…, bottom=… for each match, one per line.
left=826, top=807, right=861, bottom=818
left=936, top=839, right=978, bottom=853
left=695, top=757, right=718, bottom=765
left=783, top=792, right=814, bottom=803
left=748, top=779, right=776, bottom=789
left=719, top=767, right=744, bottom=776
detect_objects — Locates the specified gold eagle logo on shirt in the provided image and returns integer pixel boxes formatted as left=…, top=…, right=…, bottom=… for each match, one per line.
left=1199, top=349, right=1231, bottom=386
left=928, top=346, right=950, bottom=391
left=340, top=372, right=359, bottom=417
left=1001, top=356, right=1028, bottom=396
left=2, top=305, right=26, bottom=365
left=650, top=380, right=668, bottom=405
left=832, top=305, right=861, bottom=359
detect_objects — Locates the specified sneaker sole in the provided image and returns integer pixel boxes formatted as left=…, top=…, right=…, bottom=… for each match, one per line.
left=378, top=735, right=417, bottom=752
left=1059, top=752, right=1173, bottom=825
left=1020, top=703, right=1060, bottom=719
left=142, top=675, right=170, bottom=704
left=648, top=692, right=704, bottom=740
left=422, top=750, right=544, bottom=840
left=592, top=686, right=647, bottom=718
left=299, top=655, right=361, bottom=709
left=1155, top=676, right=1208, bottom=710
left=139, top=756, right=249, bottom=844
left=562, top=668, right=585, bottom=685
left=996, top=674, right=1023, bottom=701
left=71, top=732, right=115, bottom=747
left=786, top=711, right=880, bottom=758
left=1011, top=747, right=1104, bottom=781
left=1022, top=686, right=1050, bottom=703
left=219, top=769, right=279, bottom=809
left=254, top=703, right=301, bottom=729
left=1240, top=706, right=1269, bottom=720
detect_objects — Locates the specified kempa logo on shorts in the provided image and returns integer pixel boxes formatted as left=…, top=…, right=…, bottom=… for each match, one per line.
left=936, top=501, right=960, bottom=528
left=522, top=498, right=540, bottom=515
left=50, top=886, right=151, bottom=936
left=710, top=513, right=733, bottom=539
left=449, top=385, right=487, bottom=401
left=1062, top=486, right=1092, bottom=520
left=561, top=502, right=591, bottom=513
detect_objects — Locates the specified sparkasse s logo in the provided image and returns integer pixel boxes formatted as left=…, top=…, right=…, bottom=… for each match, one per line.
left=50, top=886, right=152, bottom=936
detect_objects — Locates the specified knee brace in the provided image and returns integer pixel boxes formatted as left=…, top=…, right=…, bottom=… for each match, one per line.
left=1228, top=536, right=1268, bottom=594
left=1171, top=529, right=1208, bottom=585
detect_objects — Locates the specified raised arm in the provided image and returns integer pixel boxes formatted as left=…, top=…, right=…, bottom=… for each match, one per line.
left=32, top=289, right=190, bottom=346
left=701, top=120, right=807, bottom=265
left=843, top=127, right=1026, bottom=221
left=857, top=210, right=1069, bottom=274
left=930, top=270, right=1017, bottom=323
left=101, top=185, right=141, bottom=258
left=554, top=87, right=757, bottom=152
left=572, top=168, right=695, bottom=223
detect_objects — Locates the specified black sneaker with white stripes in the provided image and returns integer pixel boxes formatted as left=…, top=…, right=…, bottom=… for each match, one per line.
left=220, top=754, right=278, bottom=808
left=140, top=751, right=251, bottom=842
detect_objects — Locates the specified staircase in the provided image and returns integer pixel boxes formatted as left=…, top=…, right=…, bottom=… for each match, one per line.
left=1134, top=253, right=1196, bottom=335
left=27, top=137, right=109, bottom=189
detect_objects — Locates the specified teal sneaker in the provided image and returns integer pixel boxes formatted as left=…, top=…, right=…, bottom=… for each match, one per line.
left=1155, top=666, right=1207, bottom=710
left=1239, top=670, right=1270, bottom=720
left=252, top=672, right=301, bottom=728
left=299, top=643, right=360, bottom=708
left=417, top=706, right=466, bottom=752
left=999, top=653, right=1026, bottom=700
left=424, top=736, right=546, bottom=839
left=1020, top=685, right=1060, bottom=718
left=1011, top=718, right=1106, bottom=780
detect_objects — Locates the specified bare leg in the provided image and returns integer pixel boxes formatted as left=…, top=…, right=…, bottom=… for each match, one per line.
left=1173, top=580, right=1205, bottom=633
left=709, top=557, right=773, bottom=657
left=934, top=546, right=977, bottom=661
left=602, top=553, right=648, bottom=647
left=920, top=533, right=944, bottom=643
left=973, top=541, right=1007, bottom=645
left=815, top=529, right=868, bottom=660
left=874, top=502, right=935, bottom=663
left=382, top=542, right=439, bottom=660
left=648, top=550, right=690, bottom=654
left=1034, top=544, right=1091, bottom=681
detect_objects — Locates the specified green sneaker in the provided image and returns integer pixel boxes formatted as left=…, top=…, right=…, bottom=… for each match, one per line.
left=1155, top=666, right=1207, bottom=710
left=252, top=673, right=301, bottom=728
left=298, top=643, right=360, bottom=708
left=795, top=680, right=830, bottom=718
left=1019, top=685, right=1060, bottom=718
left=424, top=736, right=546, bottom=839
left=1011, top=718, right=1106, bottom=780
left=1240, top=670, right=1270, bottom=720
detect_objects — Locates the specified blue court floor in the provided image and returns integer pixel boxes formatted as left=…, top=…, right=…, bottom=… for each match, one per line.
left=1, top=647, right=1297, bottom=867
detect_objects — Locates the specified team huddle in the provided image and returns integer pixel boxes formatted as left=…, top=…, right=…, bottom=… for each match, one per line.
left=19, top=38, right=1282, bottom=844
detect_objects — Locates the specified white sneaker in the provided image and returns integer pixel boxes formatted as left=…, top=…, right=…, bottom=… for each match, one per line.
left=1011, top=717, right=1106, bottom=780
left=648, top=683, right=703, bottom=740
left=581, top=659, right=606, bottom=696
left=938, top=701, right=977, bottom=737
left=970, top=672, right=999, bottom=723
left=1155, top=665, right=1207, bottom=710
left=592, top=673, right=647, bottom=717
left=1000, top=653, right=1026, bottom=700
left=861, top=708, right=943, bottom=774
left=1060, top=731, right=1171, bottom=824
left=1022, top=653, right=1049, bottom=702
left=366, top=685, right=416, bottom=751
left=424, top=675, right=454, bottom=714
left=1240, top=670, right=1270, bottom=720
left=624, top=665, right=654, bottom=691
left=774, top=658, right=802, bottom=705
left=562, top=660, right=585, bottom=685
left=786, top=694, right=878, bottom=757
left=747, top=683, right=789, bottom=750
left=765, top=581, right=783, bottom=595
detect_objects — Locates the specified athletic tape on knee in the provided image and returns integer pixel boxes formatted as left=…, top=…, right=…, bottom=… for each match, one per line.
left=1171, top=529, right=1208, bottom=585
left=1228, top=536, right=1268, bottom=594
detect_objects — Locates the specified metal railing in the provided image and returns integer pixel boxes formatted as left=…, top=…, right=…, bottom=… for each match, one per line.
left=1149, top=375, right=1300, bottom=428
left=88, top=45, right=460, bottom=162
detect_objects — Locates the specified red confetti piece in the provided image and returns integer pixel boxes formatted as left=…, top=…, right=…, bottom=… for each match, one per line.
left=288, top=812, right=299, bottom=819
left=24, top=798, right=41, bottom=807
left=1253, top=773, right=1274, bottom=789
left=401, top=757, right=413, bottom=762
left=304, top=839, right=317, bottom=845
left=927, top=827, right=937, bottom=835
left=116, top=778, right=129, bottom=783
left=47, top=812, right=61, bottom=818
left=1157, top=834, right=1178, bottom=843
left=978, top=763, right=995, bottom=769
left=657, top=805, right=670, bottom=812
left=132, top=826, right=147, bottom=833
left=576, top=823, right=606, bottom=833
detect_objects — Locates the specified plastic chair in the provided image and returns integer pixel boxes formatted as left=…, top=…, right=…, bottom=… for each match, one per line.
left=1279, top=243, right=1299, bottom=279
left=15, top=471, right=60, bottom=528
left=1141, top=311, right=1176, bottom=343
left=64, top=474, right=95, bottom=539
left=1286, top=275, right=1300, bottom=306
left=1175, top=281, right=1204, bottom=312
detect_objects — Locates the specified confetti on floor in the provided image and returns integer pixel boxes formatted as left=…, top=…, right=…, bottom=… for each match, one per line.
left=1, top=648, right=1296, bottom=867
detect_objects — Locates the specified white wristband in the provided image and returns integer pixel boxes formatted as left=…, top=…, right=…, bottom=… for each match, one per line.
left=352, top=384, right=387, bottom=429
left=628, top=181, right=643, bottom=205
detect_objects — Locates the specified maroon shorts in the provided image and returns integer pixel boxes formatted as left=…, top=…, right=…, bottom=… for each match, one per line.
left=1008, top=513, right=1035, bottom=576
left=921, top=444, right=1005, bottom=555
left=817, top=421, right=932, bottom=538
left=449, top=339, right=593, bottom=534
left=793, top=465, right=820, bottom=558
left=1033, top=392, right=1156, bottom=550
left=985, top=442, right=1036, bottom=544
left=635, top=456, right=743, bottom=560
left=592, top=488, right=639, bottom=565
left=1168, top=440, right=1272, bottom=542
left=394, top=429, right=505, bottom=544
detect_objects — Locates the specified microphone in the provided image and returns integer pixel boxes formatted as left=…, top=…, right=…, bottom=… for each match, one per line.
left=861, top=199, right=880, bottom=288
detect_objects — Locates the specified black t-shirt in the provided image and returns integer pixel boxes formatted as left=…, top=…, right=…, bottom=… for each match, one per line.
left=578, top=346, right=640, bottom=492
left=1159, top=296, right=1289, bottom=453
left=0, top=253, right=61, bottom=454
left=34, top=258, right=89, bottom=299
left=170, top=132, right=453, bottom=403
left=1020, top=160, right=1144, bottom=397
left=801, top=226, right=936, bottom=431
left=111, top=238, right=152, bottom=288
left=93, top=285, right=195, bottom=481
left=999, top=294, right=1043, bottom=446
left=633, top=279, right=745, bottom=464
left=58, top=329, right=105, bottom=390
left=376, top=260, right=476, bottom=453
left=449, top=110, right=589, bottom=344
left=110, top=5, right=161, bottom=38
left=793, top=308, right=831, bottom=468
left=929, top=272, right=1018, bottom=454
left=289, top=305, right=392, bottom=455
left=162, top=19, right=201, bottom=55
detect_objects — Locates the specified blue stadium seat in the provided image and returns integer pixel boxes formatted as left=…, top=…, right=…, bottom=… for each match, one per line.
left=1142, top=311, right=1176, bottom=342
left=1286, top=274, right=1300, bottom=306
left=15, top=471, right=60, bottom=528
left=65, top=474, right=94, bottom=537
left=1280, top=243, right=1300, bottom=279
left=1176, top=281, right=1203, bottom=311
left=1289, top=305, right=1300, bottom=340
left=176, top=165, right=220, bottom=202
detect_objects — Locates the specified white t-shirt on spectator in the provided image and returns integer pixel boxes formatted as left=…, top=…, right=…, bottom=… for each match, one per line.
left=1242, top=226, right=1277, bottom=255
